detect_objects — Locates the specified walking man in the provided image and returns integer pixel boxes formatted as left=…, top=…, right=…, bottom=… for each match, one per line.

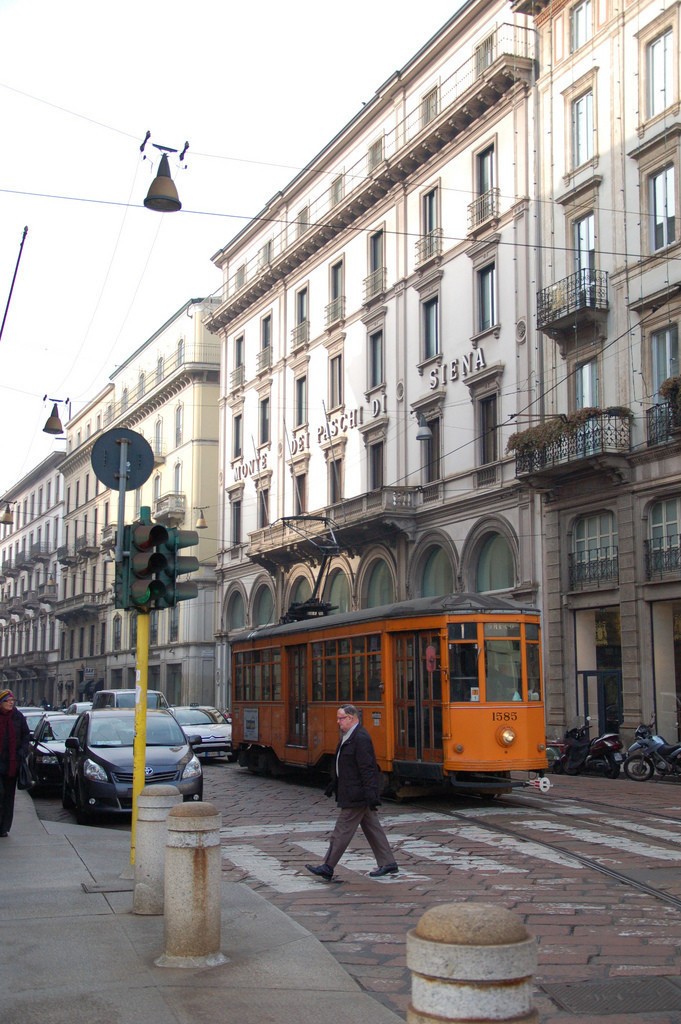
left=306, top=704, right=398, bottom=879
left=0, top=689, right=30, bottom=837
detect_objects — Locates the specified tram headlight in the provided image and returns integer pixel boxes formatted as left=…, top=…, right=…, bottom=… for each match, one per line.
left=496, top=725, right=516, bottom=747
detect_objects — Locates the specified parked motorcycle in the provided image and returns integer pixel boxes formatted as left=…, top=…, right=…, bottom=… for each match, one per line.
left=552, top=723, right=624, bottom=778
left=623, top=723, right=681, bottom=781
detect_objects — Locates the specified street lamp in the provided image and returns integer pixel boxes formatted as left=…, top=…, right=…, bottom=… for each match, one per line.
left=142, top=140, right=188, bottom=213
left=42, top=397, right=71, bottom=435
left=194, top=508, right=208, bottom=530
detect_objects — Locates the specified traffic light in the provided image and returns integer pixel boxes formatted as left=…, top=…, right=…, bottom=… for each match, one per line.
left=154, top=527, right=200, bottom=608
left=129, top=521, right=169, bottom=611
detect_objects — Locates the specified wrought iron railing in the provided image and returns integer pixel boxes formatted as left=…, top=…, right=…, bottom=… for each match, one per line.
left=256, top=347, right=272, bottom=373
left=467, top=188, right=500, bottom=231
left=645, top=538, right=681, bottom=578
left=230, top=364, right=245, bottom=391
left=536, top=269, right=608, bottom=330
left=568, top=547, right=619, bottom=590
left=646, top=401, right=681, bottom=446
left=363, top=267, right=387, bottom=303
left=515, top=412, right=631, bottom=474
left=416, top=228, right=444, bottom=265
left=325, top=296, right=346, bottom=327
left=291, top=321, right=309, bottom=349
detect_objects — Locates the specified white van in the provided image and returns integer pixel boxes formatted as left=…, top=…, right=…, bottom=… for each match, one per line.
left=91, top=689, right=169, bottom=710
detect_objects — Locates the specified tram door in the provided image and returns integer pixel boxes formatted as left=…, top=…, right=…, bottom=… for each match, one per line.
left=394, top=632, right=443, bottom=762
left=287, top=645, right=308, bottom=747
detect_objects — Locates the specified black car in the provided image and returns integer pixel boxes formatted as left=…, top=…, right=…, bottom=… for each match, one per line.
left=28, top=712, right=76, bottom=793
left=62, top=708, right=203, bottom=823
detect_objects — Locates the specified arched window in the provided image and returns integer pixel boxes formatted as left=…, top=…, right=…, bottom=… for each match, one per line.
left=154, top=419, right=163, bottom=456
left=153, top=473, right=161, bottom=502
left=173, top=462, right=182, bottom=493
left=156, top=355, right=164, bottom=383
left=113, top=615, right=122, bottom=651
left=121, top=388, right=128, bottom=413
left=366, top=559, right=394, bottom=608
left=254, top=586, right=274, bottom=625
left=421, top=546, right=454, bottom=597
left=476, top=533, right=514, bottom=592
left=290, top=577, right=312, bottom=606
left=325, top=569, right=351, bottom=614
left=138, top=370, right=145, bottom=397
left=177, top=338, right=185, bottom=365
left=227, top=591, right=245, bottom=631
left=175, top=405, right=183, bottom=447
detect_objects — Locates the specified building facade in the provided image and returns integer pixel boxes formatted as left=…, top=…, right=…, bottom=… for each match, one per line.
left=54, top=298, right=221, bottom=705
left=511, top=0, right=681, bottom=740
left=0, top=453, right=64, bottom=705
left=207, top=1, right=543, bottom=710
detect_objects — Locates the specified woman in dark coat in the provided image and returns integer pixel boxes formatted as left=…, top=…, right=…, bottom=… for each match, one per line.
left=0, top=689, right=31, bottom=836
left=305, top=704, right=397, bottom=879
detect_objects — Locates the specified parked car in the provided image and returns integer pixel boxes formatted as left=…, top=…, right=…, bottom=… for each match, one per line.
left=91, top=689, right=169, bottom=710
left=62, top=708, right=202, bottom=823
left=64, top=701, right=93, bottom=715
left=27, top=712, right=76, bottom=793
left=18, top=707, right=48, bottom=737
left=171, top=705, right=233, bottom=759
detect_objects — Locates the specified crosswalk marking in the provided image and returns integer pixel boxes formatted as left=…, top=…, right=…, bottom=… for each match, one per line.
left=521, top=819, right=681, bottom=861
left=294, top=840, right=431, bottom=882
left=393, top=835, right=526, bottom=873
left=219, top=811, right=452, bottom=840
left=443, top=826, right=584, bottom=868
left=221, top=846, right=321, bottom=892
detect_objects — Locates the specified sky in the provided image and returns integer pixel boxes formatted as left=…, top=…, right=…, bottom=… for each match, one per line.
left=0, top=0, right=459, bottom=495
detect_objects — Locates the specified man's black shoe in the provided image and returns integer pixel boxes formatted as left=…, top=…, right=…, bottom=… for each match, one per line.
left=305, top=863, right=333, bottom=879
left=369, top=863, right=398, bottom=877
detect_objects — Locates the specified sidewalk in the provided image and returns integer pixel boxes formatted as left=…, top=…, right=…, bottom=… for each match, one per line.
left=0, top=790, right=403, bottom=1024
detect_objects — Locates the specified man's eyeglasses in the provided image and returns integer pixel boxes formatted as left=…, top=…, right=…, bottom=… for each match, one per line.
left=337, top=714, right=352, bottom=720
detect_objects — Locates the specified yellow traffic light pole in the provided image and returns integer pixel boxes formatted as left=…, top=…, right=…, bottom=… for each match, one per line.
left=130, top=610, right=149, bottom=866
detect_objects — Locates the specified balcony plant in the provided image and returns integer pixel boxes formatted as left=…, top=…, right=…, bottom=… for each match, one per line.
left=506, top=406, right=632, bottom=456
left=658, top=376, right=681, bottom=421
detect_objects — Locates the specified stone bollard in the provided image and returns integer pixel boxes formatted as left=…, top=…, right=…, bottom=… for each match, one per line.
left=133, top=784, right=182, bottom=915
left=406, top=903, right=539, bottom=1024
left=154, top=801, right=228, bottom=969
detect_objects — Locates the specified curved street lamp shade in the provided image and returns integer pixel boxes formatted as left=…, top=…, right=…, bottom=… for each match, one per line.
left=43, top=403, right=64, bottom=435
left=144, top=152, right=182, bottom=212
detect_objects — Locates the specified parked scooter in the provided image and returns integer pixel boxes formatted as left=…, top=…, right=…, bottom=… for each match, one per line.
left=623, top=723, right=681, bottom=781
left=552, top=722, right=624, bottom=778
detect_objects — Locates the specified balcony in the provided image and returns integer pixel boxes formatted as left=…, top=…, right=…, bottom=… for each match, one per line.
left=536, top=269, right=608, bottom=340
left=153, top=492, right=186, bottom=526
left=0, top=602, right=11, bottom=620
left=230, top=364, right=245, bottom=392
left=568, top=547, right=619, bottom=591
left=38, top=581, right=57, bottom=603
left=363, top=267, right=387, bottom=304
left=29, top=542, right=51, bottom=563
left=645, top=538, right=681, bottom=580
left=100, top=523, right=116, bottom=550
left=54, top=593, right=101, bottom=623
left=57, top=544, right=77, bottom=566
left=256, top=347, right=272, bottom=373
left=75, top=533, right=99, bottom=558
left=15, top=548, right=31, bottom=571
left=325, top=296, right=346, bottom=328
left=467, top=189, right=500, bottom=233
left=247, top=486, right=421, bottom=571
left=291, top=320, right=309, bottom=351
left=416, top=228, right=444, bottom=267
left=2, top=557, right=17, bottom=578
left=8, top=595, right=25, bottom=615
left=150, top=439, right=166, bottom=465
left=22, top=590, right=40, bottom=610
left=646, top=401, right=681, bottom=446
left=513, top=411, right=632, bottom=481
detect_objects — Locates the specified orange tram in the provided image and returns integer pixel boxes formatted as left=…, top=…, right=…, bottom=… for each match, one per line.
left=230, top=593, right=548, bottom=795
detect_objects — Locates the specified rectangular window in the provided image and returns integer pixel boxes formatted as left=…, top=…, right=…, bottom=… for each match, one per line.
left=235, top=264, right=246, bottom=290
left=294, top=473, right=307, bottom=516
left=476, top=145, right=495, bottom=221
left=330, top=174, right=344, bottom=207
left=425, top=418, right=441, bottom=483
left=369, top=230, right=384, bottom=272
left=369, top=441, right=384, bottom=490
left=296, top=205, right=310, bottom=237
left=231, top=499, right=242, bottom=545
left=368, top=137, right=384, bottom=171
left=652, top=325, right=679, bottom=398
left=572, top=91, right=593, bottom=167
left=480, top=395, right=498, bottom=464
left=149, top=611, right=158, bottom=646
left=295, top=375, right=307, bottom=428
left=329, top=458, right=343, bottom=504
left=421, top=87, right=438, bottom=126
left=233, top=414, right=243, bottom=459
left=369, top=330, right=384, bottom=388
left=329, top=353, right=343, bottom=409
left=478, top=264, right=496, bottom=332
left=423, top=296, right=439, bottom=359
left=647, top=30, right=673, bottom=119
left=258, top=239, right=272, bottom=268
left=330, top=260, right=343, bottom=300
left=261, top=315, right=271, bottom=350
left=574, top=212, right=595, bottom=274
left=296, top=287, right=308, bottom=326
left=259, top=397, right=270, bottom=446
left=235, top=334, right=244, bottom=367
left=258, top=487, right=269, bottom=529
left=475, top=33, right=495, bottom=76
left=650, top=166, right=676, bottom=250
left=576, top=359, right=599, bottom=408
left=570, top=0, right=591, bottom=51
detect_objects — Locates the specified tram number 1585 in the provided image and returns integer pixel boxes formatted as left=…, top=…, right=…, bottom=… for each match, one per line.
left=491, top=712, right=518, bottom=722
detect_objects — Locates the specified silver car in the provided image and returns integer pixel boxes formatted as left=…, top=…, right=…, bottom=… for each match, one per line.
left=171, top=705, right=233, bottom=759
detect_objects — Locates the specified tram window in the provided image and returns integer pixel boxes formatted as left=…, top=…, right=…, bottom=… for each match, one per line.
left=485, top=639, right=522, bottom=702
left=272, top=656, right=281, bottom=700
left=484, top=622, right=520, bottom=638
left=448, top=622, right=478, bottom=641
left=449, top=643, right=479, bottom=701
left=352, top=656, right=365, bottom=702
left=325, top=657, right=337, bottom=701
left=253, top=663, right=262, bottom=700
left=367, top=653, right=382, bottom=701
left=262, top=661, right=271, bottom=700
left=526, top=643, right=541, bottom=701
left=339, top=655, right=351, bottom=701
left=526, top=622, right=539, bottom=641
left=312, top=653, right=323, bottom=701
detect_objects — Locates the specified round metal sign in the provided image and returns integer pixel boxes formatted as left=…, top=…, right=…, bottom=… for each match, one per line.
left=91, top=429, right=154, bottom=492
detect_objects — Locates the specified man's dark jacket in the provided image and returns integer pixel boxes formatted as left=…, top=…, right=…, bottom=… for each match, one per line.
left=0, top=707, right=30, bottom=776
left=331, top=724, right=381, bottom=808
